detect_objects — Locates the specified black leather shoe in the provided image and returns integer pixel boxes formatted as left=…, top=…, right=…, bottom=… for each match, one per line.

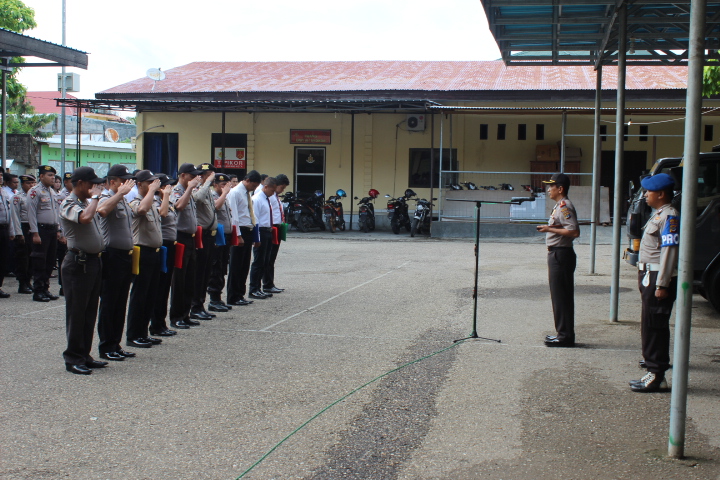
left=127, top=338, right=152, bottom=348
left=260, top=291, right=273, bottom=298
left=142, top=336, right=162, bottom=345
left=99, top=351, right=125, bottom=361
left=264, top=286, right=284, bottom=294
left=117, top=349, right=136, bottom=358
left=86, top=359, right=109, bottom=368
left=185, top=318, right=201, bottom=326
left=66, top=364, right=92, bottom=375
left=249, top=291, right=267, bottom=299
left=544, top=337, right=575, bottom=347
left=219, top=301, right=232, bottom=310
left=202, top=309, right=217, bottom=318
left=545, top=335, right=558, bottom=341
left=190, top=310, right=212, bottom=320
left=208, top=302, right=229, bottom=312
left=630, top=372, right=669, bottom=392
left=17, top=285, right=33, bottom=294
left=171, top=320, right=191, bottom=329
left=44, top=291, right=59, bottom=301
left=0, top=289, right=10, bottom=298
left=228, top=299, right=251, bottom=306
left=150, top=329, right=177, bottom=336
left=33, top=292, right=50, bottom=302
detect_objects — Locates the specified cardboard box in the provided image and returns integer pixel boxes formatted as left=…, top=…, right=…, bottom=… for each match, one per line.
left=536, top=145, right=560, bottom=161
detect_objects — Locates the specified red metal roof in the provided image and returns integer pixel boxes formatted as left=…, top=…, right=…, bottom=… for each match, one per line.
left=99, top=61, right=687, bottom=95
left=26, top=91, right=77, bottom=114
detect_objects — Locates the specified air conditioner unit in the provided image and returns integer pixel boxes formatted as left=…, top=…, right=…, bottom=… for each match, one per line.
left=406, top=114, right=426, bottom=132
left=57, top=72, right=80, bottom=92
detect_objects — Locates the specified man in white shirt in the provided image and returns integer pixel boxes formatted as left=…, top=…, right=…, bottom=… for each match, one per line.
left=262, top=173, right=289, bottom=294
left=226, top=170, right=261, bottom=305
left=248, top=176, right=277, bottom=299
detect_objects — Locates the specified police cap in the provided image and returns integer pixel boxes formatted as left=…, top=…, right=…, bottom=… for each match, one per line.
left=38, top=165, right=57, bottom=175
left=215, top=173, right=230, bottom=183
left=107, top=164, right=135, bottom=179
left=542, top=173, right=571, bottom=189
left=71, top=166, right=105, bottom=184
left=641, top=173, right=675, bottom=192
left=178, top=163, right=203, bottom=175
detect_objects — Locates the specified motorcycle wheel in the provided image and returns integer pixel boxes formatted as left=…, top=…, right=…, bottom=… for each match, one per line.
left=326, top=215, right=336, bottom=233
left=298, top=214, right=310, bottom=233
left=391, top=217, right=400, bottom=234
left=410, top=218, right=419, bottom=237
left=404, top=219, right=412, bottom=232
left=369, top=217, right=375, bottom=231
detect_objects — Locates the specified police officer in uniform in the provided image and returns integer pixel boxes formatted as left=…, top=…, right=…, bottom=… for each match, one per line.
left=126, top=170, right=165, bottom=351
left=27, top=165, right=62, bottom=302
left=13, top=175, right=36, bottom=294
left=207, top=173, right=232, bottom=312
left=150, top=174, right=178, bottom=336
left=190, top=163, right=219, bottom=319
left=536, top=173, right=580, bottom=347
left=170, top=163, right=202, bottom=328
left=59, top=166, right=108, bottom=375
left=0, top=172, right=21, bottom=298
left=97, top=165, right=138, bottom=357
left=630, top=173, right=679, bottom=392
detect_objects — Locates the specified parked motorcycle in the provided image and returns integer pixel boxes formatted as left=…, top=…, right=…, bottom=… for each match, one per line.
left=461, top=182, right=479, bottom=190
left=281, top=191, right=298, bottom=229
left=355, top=189, right=379, bottom=233
left=410, top=197, right=436, bottom=237
left=447, top=183, right=463, bottom=190
left=499, top=183, right=514, bottom=191
left=293, top=190, right=326, bottom=232
left=386, top=189, right=416, bottom=234
left=323, top=189, right=347, bottom=233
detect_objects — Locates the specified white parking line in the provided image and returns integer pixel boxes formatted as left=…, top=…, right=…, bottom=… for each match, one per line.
left=259, top=261, right=410, bottom=331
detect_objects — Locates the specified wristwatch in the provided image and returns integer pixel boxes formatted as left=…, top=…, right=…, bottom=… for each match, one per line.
left=91, top=195, right=100, bottom=200
left=656, top=286, right=666, bottom=290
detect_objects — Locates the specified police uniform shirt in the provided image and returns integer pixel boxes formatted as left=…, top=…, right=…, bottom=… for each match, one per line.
left=171, top=183, right=198, bottom=234
left=13, top=190, right=29, bottom=223
left=192, top=181, right=218, bottom=231
left=546, top=197, right=579, bottom=248
left=212, top=189, right=232, bottom=233
left=27, top=183, right=60, bottom=233
left=227, top=183, right=254, bottom=228
left=252, top=190, right=273, bottom=228
left=98, top=189, right=134, bottom=251
left=129, top=194, right=163, bottom=248
left=1, top=187, right=21, bottom=235
left=59, top=194, right=105, bottom=254
left=58, top=187, right=71, bottom=201
left=156, top=196, right=178, bottom=242
left=639, top=203, right=679, bottom=288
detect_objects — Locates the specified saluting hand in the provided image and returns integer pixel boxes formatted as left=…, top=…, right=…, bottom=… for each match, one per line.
left=148, top=178, right=162, bottom=193
left=162, top=184, right=173, bottom=197
left=118, top=179, right=136, bottom=195
left=205, top=172, right=216, bottom=185
left=222, top=182, right=231, bottom=195
left=188, top=177, right=201, bottom=189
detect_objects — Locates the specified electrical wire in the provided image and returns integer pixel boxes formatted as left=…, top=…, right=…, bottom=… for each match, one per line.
left=600, top=107, right=720, bottom=125
left=235, top=337, right=470, bottom=479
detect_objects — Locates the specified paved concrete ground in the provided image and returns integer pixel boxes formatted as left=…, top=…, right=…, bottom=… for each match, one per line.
left=1, top=230, right=719, bottom=480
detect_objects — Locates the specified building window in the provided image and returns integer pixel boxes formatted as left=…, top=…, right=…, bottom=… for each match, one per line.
left=479, top=124, right=488, bottom=140
left=518, top=124, right=527, bottom=140
left=705, top=125, right=714, bottom=142
left=639, top=125, right=648, bottom=142
left=623, top=125, right=629, bottom=142
left=600, top=125, right=607, bottom=141
left=536, top=124, right=545, bottom=140
left=497, top=124, right=506, bottom=140
left=408, top=148, right=458, bottom=188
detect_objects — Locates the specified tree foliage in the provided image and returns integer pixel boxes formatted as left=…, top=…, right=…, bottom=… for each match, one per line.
left=0, top=0, right=55, bottom=138
left=703, top=64, right=720, bottom=98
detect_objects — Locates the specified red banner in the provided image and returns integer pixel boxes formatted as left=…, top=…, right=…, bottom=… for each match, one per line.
left=290, top=129, right=331, bottom=144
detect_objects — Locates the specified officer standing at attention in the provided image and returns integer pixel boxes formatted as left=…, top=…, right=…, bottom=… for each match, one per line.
left=170, top=163, right=202, bottom=328
left=0, top=172, right=21, bottom=298
left=97, top=165, right=138, bottom=358
left=249, top=176, right=278, bottom=299
left=13, top=175, right=36, bottom=294
left=150, top=174, right=178, bottom=335
left=262, top=173, right=290, bottom=294
left=27, top=165, right=61, bottom=302
left=207, top=173, right=233, bottom=312
left=190, top=163, right=218, bottom=320
left=629, top=173, right=679, bottom=393
left=226, top=170, right=261, bottom=306
left=125, top=170, right=165, bottom=352
left=59, top=167, right=107, bottom=375
left=536, top=173, right=579, bottom=347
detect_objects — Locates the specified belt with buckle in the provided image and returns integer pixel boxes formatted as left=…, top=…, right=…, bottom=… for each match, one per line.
left=38, top=223, right=58, bottom=230
left=69, top=248, right=102, bottom=257
left=547, top=246, right=572, bottom=252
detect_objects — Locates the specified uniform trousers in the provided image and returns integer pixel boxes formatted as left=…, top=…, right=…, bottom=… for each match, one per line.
left=151, top=240, right=176, bottom=333
left=31, top=224, right=58, bottom=294
left=262, top=230, right=282, bottom=290
left=170, top=232, right=197, bottom=324
left=14, top=223, right=31, bottom=287
left=638, top=270, right=677, bottom=375
left=191, top=229, right=216, bottom=312
left=62, top=252, right=102, bottom=365
left=97, top=248, right=133, bottom=354
left=56, top=241, right=68, bottom=288
left=227, top=228, right=254, bottom=303
left=0, top=224, right=9, bottom=288
left=249, top=228, right=274, bottom=293
left=547, top=246, right=576, bottom=342
left=126, top=246, right=162, bottom=340
left=207, top=235, right=232, bottom=302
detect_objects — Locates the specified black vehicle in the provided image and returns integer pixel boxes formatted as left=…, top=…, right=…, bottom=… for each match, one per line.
left=410, top=197, right=436, bottom=237
left=281, top=191, right=298, bottom=229
left=386, top=189, right=416, bottom=234
left=323, top=189, right=347, bottom=233
left=355, top=188, right=379, bottom=233
left=624, top=151, right=720, bottom=312
left=292, top=190, right=326, bottom=232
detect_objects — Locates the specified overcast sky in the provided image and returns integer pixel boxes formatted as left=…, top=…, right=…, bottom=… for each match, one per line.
left=17, top=0, right=500, bottom=101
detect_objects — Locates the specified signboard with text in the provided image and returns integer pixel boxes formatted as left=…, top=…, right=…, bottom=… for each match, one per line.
left=290, top=129, right=331, bottom=145
left=213, top=147, right=246, bottom=169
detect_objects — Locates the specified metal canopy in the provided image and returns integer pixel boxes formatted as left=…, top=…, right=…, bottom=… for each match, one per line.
left=0, top=28, right=88, bottom=69
left=480, top=0, right=720, bottom=67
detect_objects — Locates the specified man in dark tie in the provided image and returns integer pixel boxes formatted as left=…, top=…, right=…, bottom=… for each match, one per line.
left=248, top=176, right=278, bottom=299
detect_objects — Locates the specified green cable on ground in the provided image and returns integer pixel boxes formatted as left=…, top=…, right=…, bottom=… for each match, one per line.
left=235, top=337, right=470, bottom=479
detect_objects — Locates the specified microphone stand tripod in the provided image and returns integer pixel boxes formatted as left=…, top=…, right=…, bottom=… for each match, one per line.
left=447, top=197, right=536, bottom=344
